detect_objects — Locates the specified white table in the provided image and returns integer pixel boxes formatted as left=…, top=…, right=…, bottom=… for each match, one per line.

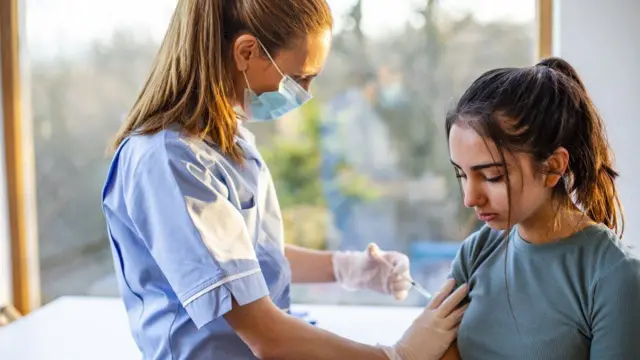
left=0, top=296, right=422, bottom=360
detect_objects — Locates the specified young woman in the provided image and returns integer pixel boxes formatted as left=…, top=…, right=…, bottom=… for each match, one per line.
left=442, top=57, right=640, bottom=359
left=101, top=1, right=468, bottom=359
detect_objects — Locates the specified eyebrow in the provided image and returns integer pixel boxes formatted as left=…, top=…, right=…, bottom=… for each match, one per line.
left=450, top=160, right=505, bottom=171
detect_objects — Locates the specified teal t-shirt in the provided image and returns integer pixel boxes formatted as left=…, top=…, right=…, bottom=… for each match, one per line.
left=450, top=224, right=640, bottom=360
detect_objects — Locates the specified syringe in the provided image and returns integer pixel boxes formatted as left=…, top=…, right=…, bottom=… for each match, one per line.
left=368, top=243, right=433, bottom=300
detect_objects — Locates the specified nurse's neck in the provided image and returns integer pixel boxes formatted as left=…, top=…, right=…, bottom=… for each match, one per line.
left=230, top=98, right=248, bottom=123
left=517, top=205, right=593, bottom=245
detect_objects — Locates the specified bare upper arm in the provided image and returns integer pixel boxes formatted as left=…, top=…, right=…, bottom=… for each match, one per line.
left=223, top=296, right=287, bottom=357
left=441, top=341, right=461, bottom=360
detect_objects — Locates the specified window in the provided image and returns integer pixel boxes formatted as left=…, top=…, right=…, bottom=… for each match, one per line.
left=26, top=0, right=178, bottom=302
left=24, top=0, right=536, bottom=305
left=253, top=0, right=536, bottom=306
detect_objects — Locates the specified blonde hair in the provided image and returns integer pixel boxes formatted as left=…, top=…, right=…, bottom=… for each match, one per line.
left=110, top=0, right=333, bottom=163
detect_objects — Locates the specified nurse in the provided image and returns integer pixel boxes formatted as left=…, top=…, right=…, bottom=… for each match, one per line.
left=102, top=1, right=468, bottom=359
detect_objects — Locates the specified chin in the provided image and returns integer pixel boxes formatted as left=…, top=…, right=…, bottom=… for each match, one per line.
left=484, top=219, right=510, bottom=230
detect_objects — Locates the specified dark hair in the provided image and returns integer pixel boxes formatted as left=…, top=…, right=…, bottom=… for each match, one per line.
left=110, top=0, right=333, bottom=162
left=445, top=57, right=624, bottom=237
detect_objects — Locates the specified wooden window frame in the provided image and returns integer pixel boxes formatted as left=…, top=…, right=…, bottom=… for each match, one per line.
left=1, top=0, right=40, bottom=314
left=537, top=0, right=554, bottom=59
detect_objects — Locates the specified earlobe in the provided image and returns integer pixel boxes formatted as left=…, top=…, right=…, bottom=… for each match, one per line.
left=545, top=172, right=562, bottom=187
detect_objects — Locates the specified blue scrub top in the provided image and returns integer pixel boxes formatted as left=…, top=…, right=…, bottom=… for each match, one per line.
left=101, top=125, right=291, bottom=360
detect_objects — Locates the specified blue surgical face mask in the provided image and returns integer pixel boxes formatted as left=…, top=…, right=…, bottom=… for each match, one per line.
left=243, top=41, right=312, bottom=122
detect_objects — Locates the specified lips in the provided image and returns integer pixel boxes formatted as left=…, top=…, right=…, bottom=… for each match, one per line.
left=477, top=213, right=498, bottom=222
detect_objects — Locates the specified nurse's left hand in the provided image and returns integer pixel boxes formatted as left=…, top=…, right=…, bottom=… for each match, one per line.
left=332, top=243, right=412, bottom=301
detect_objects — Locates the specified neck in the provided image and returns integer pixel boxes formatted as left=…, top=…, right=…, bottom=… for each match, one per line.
left=232, top=72, right=246, bottom=108
left=517, top=203, right=594, bottom=244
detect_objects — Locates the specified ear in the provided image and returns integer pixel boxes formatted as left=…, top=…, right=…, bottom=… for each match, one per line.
left=544, top=147, right=570, bottom=187
left=233, top=34, right=260, bottom=72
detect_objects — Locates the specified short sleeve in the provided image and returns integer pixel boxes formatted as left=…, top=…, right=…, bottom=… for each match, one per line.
left=125, top=137, right=269, bottom=329
left=448, top=225, right=499, bottom=288
left=449, top=241, right=472, bottom=288
left=590, top=256, right=640, bottom=359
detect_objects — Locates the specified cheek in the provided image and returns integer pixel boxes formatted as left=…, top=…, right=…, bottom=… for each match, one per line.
left=246, top=61, right=282, bottom=93
left=485, top=176, right=525, bottom=214
left=487, top=183, right=509, bottom=210
left=509, top=176, right=547, bottom=217
left=474, top=182, right=509, bottom=216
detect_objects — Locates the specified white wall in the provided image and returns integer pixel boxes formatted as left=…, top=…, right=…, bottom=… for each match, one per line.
left=554, top=0, right=640, bottom=251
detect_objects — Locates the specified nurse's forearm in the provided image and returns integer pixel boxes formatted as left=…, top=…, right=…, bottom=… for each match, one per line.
left=285, top=244, right=336, bottom=283
left=225, top=297, right=389, bottom=360
left=269, top=316, right=389, bottom=360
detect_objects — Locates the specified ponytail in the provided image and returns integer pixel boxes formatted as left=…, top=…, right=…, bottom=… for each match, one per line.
left=587, top=165, right=624, bottom=237
left=538, top=57, right=625, bottom=237
left=537, top=57, right=586, bottom=90
left=191, top=0, right=241, bottom=159
left=110, top=0, right=243, bottom=162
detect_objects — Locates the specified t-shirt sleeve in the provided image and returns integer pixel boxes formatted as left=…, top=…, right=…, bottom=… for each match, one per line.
left=449, top=226, right=492, bottom=288
left=590, top=256, right=640, bottom=359
left=125, top=137, right=269, bottom=329
left=449, top=240, right=473, bottom=288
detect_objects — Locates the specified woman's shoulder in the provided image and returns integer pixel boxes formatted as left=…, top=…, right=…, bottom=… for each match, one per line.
left=117, top=128, right=227, bottom=171
left=451, top=225, right=506, bottom=280
left=583, top=226, right=640, bottom=316
left=579, top=224, right=639, bottom=281
left=458, top=224, right=506, bottom=259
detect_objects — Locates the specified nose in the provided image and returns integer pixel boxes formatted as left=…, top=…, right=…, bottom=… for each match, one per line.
left=463, top=180, right=486, bottom=208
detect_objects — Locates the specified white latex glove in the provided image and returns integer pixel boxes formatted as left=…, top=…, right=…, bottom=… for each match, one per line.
left=379, top=279, right=469, bottom=360
left=332, top=243, right=412, bottom=301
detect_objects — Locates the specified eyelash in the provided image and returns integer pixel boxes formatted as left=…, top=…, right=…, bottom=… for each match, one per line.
left=455, top=173, right=504, bottom=183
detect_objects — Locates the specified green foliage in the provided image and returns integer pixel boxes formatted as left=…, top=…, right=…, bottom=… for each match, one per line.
left=261, top=100, right=324, bottom=208
left=261, top=99, right=379, bottom=209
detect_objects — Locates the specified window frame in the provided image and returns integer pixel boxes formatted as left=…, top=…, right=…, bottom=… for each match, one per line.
left=1, top=0, right=40, bottom=314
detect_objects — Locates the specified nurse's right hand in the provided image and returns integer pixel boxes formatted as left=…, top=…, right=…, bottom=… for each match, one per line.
left=381, top=279, right=468, bottom=360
